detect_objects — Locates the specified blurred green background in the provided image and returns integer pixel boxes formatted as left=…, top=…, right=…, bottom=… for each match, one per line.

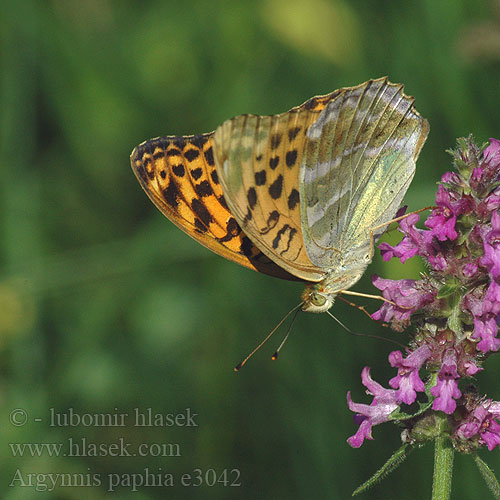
left=2, top=0, right=500, bottom=498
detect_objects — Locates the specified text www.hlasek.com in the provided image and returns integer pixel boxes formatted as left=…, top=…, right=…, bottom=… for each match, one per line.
left=10, top=438, right=181, bottom=458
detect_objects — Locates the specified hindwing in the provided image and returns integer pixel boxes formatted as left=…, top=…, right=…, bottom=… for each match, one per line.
left=213, top=92, right=339, bottom=281
left=300, top=78, right=429, bottom=283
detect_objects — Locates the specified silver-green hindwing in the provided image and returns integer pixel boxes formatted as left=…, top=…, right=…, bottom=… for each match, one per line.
left=300, top=78, right=429, bottom=292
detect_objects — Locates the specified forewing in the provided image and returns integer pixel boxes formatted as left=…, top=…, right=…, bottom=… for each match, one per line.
left=212, top=93, right=339, bottom=282
left=130, top=134, right=299, bottom=280
left=301, top=78, right=429, bottom=270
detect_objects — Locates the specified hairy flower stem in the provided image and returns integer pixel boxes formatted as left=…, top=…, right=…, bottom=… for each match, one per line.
left=432, top=426, right=454, bottom=500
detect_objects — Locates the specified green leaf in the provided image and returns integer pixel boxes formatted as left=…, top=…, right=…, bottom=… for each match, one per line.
left=474, top=454, right=500, bottom=500
left=437, top=279, right=460, bottom=299
left=454, top=241, right=469, bottom=257
left=456, top=160, right=473, bottom=178
left=389, top=398, right=433, bottom=421
left=447, top=298, right=464, bottom=337
left=458, top=213, right=476, bottom=229
left=352, top=444, right=414, bottom=496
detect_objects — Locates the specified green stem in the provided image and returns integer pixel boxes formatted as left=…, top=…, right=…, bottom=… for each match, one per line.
left=432, top=434, right=454, bottom=500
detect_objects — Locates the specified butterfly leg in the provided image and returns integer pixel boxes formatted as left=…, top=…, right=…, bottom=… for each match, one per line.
left=336, top=295, right=389, bottom=327
left=339, top=289, right=397, bottom=306
left=367, top=206, right=435, bottom=259
left=337, top=295, right=380, bottom=321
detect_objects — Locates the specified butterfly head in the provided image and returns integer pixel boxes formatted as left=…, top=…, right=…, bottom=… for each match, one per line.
left=301, top=284, right=335, bottom=314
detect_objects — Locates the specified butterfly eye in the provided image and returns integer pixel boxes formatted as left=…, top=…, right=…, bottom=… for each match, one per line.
left=311, top=293, right=326, bottom=307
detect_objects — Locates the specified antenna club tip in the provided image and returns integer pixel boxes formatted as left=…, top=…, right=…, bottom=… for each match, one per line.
left=234, top=364, right=242, bottom=372
left=271, top=352, right=278, bottom=361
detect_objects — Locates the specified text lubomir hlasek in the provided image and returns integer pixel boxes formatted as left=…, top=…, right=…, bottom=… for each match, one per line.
left=48, top=408, right=198, bottom=427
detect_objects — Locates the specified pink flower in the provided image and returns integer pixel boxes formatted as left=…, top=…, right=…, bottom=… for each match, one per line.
left=379, top=213, right=422, bottom=263
left=371, top=277, right=436, bottom=323
left=388, top=345, right=431, bottom=404
left=424, top=185, right=459, bottom=241
left=348, top=138, right=500, bottom=452
left=347, top=367, right=399, bottom=448
left=482, top=280, right=500, bottom=315
left=463, top=360, right=482, bottom=376
left=430, top=350, right=462, bottom=414
left=480, top=211, right=500, bottom=282
left=463, top=261, right=479, bottom=278
left=457, top=400, right=500, bottom=451
left=479, top=187, right=500, bottom=215
left=483, top=138, right=500, bottom=168
left=472, top=317, right=500, bottom=353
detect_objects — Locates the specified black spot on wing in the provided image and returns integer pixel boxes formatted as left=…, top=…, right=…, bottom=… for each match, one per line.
left=272, top=224, right=289, bottom=249
left=144, top=141, right=155, bottom=155
left=194, top=218, right=207, bottom=232
left=281, top=227, right=297, bottom=256
left=285, top=150, right=297, bottom=167
left=204, top=146, right=215, bottom=166
left=184, top=149, right=200, bottom=162
left=163, top=180, right=180, bottom=208
left=288, top=189, right=299, bottom=210
left=243, top=208, right=252, bottom=223
left=191, top=198, right=213, bottom=226
left=191, top=168, right=203, bottom=180
left=241, top=236, right=254, bottom=257
left=260, top=210, right=280, bottom=234
left=173, top=137, right=186, bottom=150
left=167, top=148, right=182, bottom=157
left=270, top=133, right=282, bottom=149
left=153, top=151, right=165, bottom=159
left=247, top=187, right=257, bottom=209
left=172, top=164, right=185, bottom=177
left=288, top=126, right=301, bottom=141
left=272, top=225, right=287, bottom=249
left=210, top=169, right=219, bottom=184
left=217, top=195, right=229, bottom=210
left=160, top=170, right=166, bottom=179
left=195, top=180, right=213, bottom=197
left=269, top=175, right=283, bottom=199
left=271, top=225, right=298, bottom=255
left=191, top=134, right=209, bottom=149
left=305, top=97, right=317, bottom=110
left=255, top=170, right=266, bottom=186
left=269, top=156, right=280, bottom=169
left=226, top=217, right=240, bottom=235
left=218, top=217, right=241, bottom=242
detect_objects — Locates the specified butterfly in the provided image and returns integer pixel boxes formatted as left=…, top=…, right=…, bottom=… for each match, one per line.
left=131, top=78, right=429, bottom=314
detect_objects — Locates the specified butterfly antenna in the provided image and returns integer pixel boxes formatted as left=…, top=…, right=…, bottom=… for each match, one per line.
left=271, top=305, right=301, bottom=361
left=325, top=310, right=406, bottom=348
left=234, top=302, right=303, bottom=372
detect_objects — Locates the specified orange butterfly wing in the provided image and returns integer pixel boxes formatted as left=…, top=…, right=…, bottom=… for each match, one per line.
left=130, top=133, right=300, bottom=281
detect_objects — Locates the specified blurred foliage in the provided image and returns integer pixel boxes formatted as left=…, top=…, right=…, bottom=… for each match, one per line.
left=1, top=0, right=500, bottom=498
